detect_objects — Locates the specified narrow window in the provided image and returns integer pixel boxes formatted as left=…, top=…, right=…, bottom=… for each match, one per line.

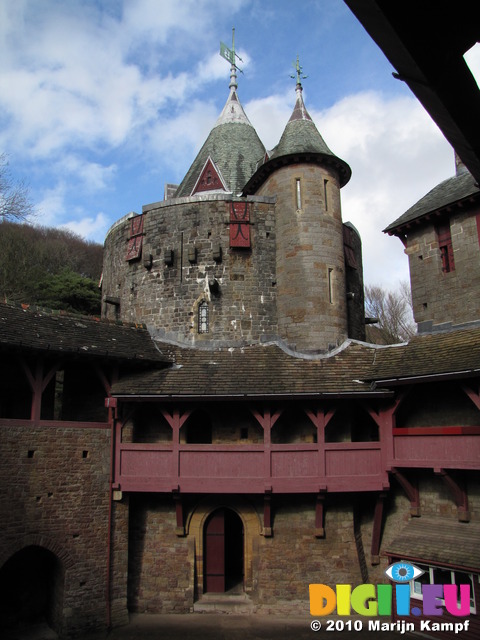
left=436, top=220, right=455, bottom=273
left=295, top=178, right=302, bottom=210
left=324, top=179, right=329, bottom=211
left=198, top=301, right=209, bottom=333
left=328, top=268, right=334, bottom=304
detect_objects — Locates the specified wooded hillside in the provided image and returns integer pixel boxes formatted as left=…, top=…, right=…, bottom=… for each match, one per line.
left=0, top=221, right=103, bottom=314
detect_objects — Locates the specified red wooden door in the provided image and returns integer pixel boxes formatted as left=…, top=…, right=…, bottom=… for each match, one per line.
left=204, top=509, right=226, bottom=592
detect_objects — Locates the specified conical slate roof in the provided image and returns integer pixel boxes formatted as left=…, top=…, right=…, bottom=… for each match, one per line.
left=243, top=83, right=351, bottom=195
left=271, top=84, right=336, bottom=159
left=175, top=86, right=266, bottom=197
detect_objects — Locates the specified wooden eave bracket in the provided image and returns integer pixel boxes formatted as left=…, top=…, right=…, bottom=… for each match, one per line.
left=371, top=491, right=388, bottom=565
left=435, top=469, right=470, bottom=522
left=315, top=492, right=327, bottom=538
left=462, top=382, right=480, bottom=411
left=173, top=489, right=186, bottom=536
left=390, top=468, right=421, bottom=517
left=263, top=489, right=273, bottom=537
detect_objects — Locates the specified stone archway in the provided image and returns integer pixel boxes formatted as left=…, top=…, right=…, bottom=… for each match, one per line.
left=0, top=545, right=65, bottom=635
left=187, top=497, right=261, bottom=599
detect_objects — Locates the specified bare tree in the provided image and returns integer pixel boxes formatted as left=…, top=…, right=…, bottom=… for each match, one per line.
left=0, top=153, right=35, bottom=221
left=365, top=281, right=416, bottom=344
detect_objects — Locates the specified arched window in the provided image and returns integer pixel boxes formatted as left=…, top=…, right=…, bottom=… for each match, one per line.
left=198, top=301, right=209, bottom=333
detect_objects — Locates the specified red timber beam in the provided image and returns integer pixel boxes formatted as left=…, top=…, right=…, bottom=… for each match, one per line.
left=20, top=357, right=60, bottom=422
left=462, top=381, right=480, bottom=411
left=363, top=389, right=410, bottom=473
left=435, top=469, right=470, bottom=522
left=371, top=491, right=387, bottom=565
left=161, top=407, right=192, bottom=536
left=390, top=468, right=421, bottom=516
left=305, top=406, right=334, bottom=538
left=251, top=406, right=283, bottom=537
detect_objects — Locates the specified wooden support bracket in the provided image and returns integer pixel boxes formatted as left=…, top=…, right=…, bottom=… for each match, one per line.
left=435, top=469, right=470, bottom=522
left=173, top=490, right=185, bottom=536
left=390, top=468, right=421, bottom=516
left=371, top=492, right=387, bottom=565
left=315, top=493, right=326, bottom=538
left=263, top=491, right=273, bottom=537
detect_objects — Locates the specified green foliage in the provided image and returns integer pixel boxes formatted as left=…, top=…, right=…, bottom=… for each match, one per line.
left=36, top=269, right=101, bottom=315
left=0, top=221, right=103, bottom=313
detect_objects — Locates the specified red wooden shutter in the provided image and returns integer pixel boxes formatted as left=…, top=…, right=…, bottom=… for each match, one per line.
left=229, top=202, right=250, bottom=248
left=436, top=221, right=455, bottom=273
left=125, top=214, right=144, bottom=261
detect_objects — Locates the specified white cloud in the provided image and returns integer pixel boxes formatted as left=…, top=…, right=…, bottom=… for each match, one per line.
left=60, top=212, right=109, bottom=241
left=314, top=91, right=454, bottom=287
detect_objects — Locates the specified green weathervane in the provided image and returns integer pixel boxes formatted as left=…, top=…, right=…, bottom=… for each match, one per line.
left=291, top=55, right=308, bottom=84
left=220, top=27, right=243, bottom=74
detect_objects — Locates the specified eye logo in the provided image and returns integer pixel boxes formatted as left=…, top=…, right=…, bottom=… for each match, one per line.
left=385, top=562, right=424, bottom=583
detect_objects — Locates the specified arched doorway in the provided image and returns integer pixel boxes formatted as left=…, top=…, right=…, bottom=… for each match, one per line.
left=0, top=545, right=64, bottom=634
left=204, top=508, right=244, bottom=593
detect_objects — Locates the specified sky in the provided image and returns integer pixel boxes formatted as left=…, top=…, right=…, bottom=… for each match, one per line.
left=1, top=0, right=479, bottom=289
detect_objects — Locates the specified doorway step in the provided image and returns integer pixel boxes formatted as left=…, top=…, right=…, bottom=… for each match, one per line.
left=193, top=592, right=255, bottom=614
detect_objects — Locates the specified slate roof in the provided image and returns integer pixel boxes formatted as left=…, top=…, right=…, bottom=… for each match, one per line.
left=111, top=325, right=480, bottom=398
left=368, top=326, right=480, bottom=383
left=243, top=85, right=351, bottom=194
left=385, top=517, right=480, bottom=571
left=0, top=303, right=167, bottom=364
left=384, top=168, right=480, bottom=234
left=174, top=88, right=266, bottom=197
left=111, top=340, right=381, bottom=398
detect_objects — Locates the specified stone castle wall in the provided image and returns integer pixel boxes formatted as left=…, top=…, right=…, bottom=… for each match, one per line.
left=258, top=163, right=348, bottom=351
left=102, top=195, right=278, bottom=347
left=406, top=204, right=480, bottom=331
left=0, top=423, right=125, bottom=636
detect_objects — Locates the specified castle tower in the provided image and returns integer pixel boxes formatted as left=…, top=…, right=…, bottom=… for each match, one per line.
left=244, top=70, right=353, bottom=351
left=102, top=52, right=362, bottom=352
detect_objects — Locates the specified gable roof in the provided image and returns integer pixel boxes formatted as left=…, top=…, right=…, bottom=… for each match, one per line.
left=0, top=303, right=167, bottom=364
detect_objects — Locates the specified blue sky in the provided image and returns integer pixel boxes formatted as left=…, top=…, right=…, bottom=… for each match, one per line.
left=1, top=0, right=479, bottom=288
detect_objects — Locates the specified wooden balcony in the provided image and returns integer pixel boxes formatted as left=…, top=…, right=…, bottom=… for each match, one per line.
left=114, top=441, right=388, bottom=493
left=390, top=426, right=480, bottom=470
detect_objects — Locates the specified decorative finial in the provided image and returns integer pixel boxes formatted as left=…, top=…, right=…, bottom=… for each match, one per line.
left=220, top=27, right=244, bottom=89
left=290, top=55, right=308, bottom=87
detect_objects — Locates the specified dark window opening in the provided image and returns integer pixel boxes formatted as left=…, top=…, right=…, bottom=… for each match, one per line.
left=185, top=410, right=212, bottom=444
left=436, top=220, right=455, bottom=273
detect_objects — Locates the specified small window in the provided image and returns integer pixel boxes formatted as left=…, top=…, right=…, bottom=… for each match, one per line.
left=198, top=301, right=209, bottom=334
left=324, top=179, right=329, bottom=211
left=295, top=178, right=302, bottom=210
left=411, top=563, right=476, bottom=613
left=436, top=221, right=455, bottom=273
left=328, top=268, right=334, bottom=304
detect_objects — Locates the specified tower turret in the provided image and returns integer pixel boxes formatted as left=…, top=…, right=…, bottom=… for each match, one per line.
left=244, top=64, right=352, bottom=352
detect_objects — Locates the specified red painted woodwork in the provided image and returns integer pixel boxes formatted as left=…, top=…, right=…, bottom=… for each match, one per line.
left=229, top=202, right=250, bottom=247
left=205, top=509, right=226, bottom=592
left=192, top=158, right=225, bottom=195
left=114, top=441, right=389, bottom=493
left=126, top=214, right=144, bottom=261
left=393, top=426, right=480, bottom=436
left=392, top=434, right=480, bottom=469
